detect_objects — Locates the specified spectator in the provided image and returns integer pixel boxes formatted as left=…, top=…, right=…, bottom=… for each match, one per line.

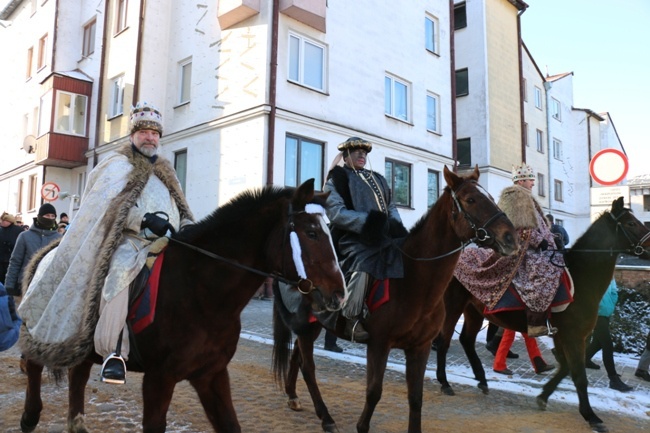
left=0, top=212, right=24, bottom=284
left=59, top=213, right=70, bottom=225
left=0, top=282, right=21, bottom=351
left=323, top=329, right=343, bottom=353
left=585, top=279, right=633, bottom=392
left=493, top=329, right=554, bottom=375
left=635, top=330, right=650, bottom=382
left=57, top=223, right=68, bottom=235
left=485, top=324, right=519, bottom=359
left=545, top=214, right=569, bottom=249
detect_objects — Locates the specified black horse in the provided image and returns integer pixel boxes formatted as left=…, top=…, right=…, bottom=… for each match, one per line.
left=435, top=197, right=650, bottom=433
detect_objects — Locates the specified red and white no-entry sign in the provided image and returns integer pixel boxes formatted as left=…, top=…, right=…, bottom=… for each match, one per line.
left=589, top=149, right=628, bottom=186
left=41, top=182, right=61, bottom=201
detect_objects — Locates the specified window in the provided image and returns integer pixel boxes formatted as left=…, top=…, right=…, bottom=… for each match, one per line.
left=534, top=86, right=542, bottom=109
left=26, top=47, right=33, bottom=78
left=38, top=90, right=53, bottom=137
left=37, top=34, right=48, bottom=70
left=288, top=33, right=325, bottom=91
left=536, top=129, right=544, bottom=153
left=385, top=74, right=410, bottom=121
left=554, top=179, right=563, bottom=202
left=556, top=218, right=565, bottom=227
left=76, top=171, right=87, bottom=199
left=643, top=195, right=650, bottom=212
left=28, top=174, right=38, bottom=211
left=109, top=75, right=125, bottom=118
left=82, top=18, right=97, bottom=57
left=523, top=123, right=528, bottom=147
left=454, top=3, right=467, bottom=30
left=174, top=150, right=188, bottom=193
left=178, top=58, right=192, bottom=104
left=284, top=135, right=323, bottom=189
left=116, top=0, right=128, bottom=33
left=426, top=92, right=440, bottom=133
left=425, top=15, right=439, bottom=54
left=552, top=138, right=562, bottom=160
left=17, top=179, right=24, bottom=214
left=523, top=78, right=527, bottom=102
left=385, top=159, right=411, bottom=207
left=537, top=173, right=545, bottom=197
left=427, top=170, right=440, bottom=207
left=457, top=138, right=471, bottom=167
left=551, top=98, right=561, bottom=121
left=455, top=68, right=468, bottom=97
left=54, top=92, right=88, bottom=136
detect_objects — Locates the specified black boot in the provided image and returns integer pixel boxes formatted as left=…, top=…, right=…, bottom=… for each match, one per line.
left=532, top=356, right=554, bottom=374
left=609, top=375, right=633, bottom=392
left=635, top=369, right=650, bottom=382
left=344, top=318, right=369, bottom=343
left=585, top=359, right=601, bottom=370
left=485, top=336, right=519, bottom=359
left=100, top=353, right=126, bottom=384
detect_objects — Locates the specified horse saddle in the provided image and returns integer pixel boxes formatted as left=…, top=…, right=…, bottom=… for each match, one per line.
left=485, top=268, right=574, bottom=315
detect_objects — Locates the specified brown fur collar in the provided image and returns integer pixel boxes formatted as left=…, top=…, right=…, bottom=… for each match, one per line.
left=497, top=185, right=539, bottom=230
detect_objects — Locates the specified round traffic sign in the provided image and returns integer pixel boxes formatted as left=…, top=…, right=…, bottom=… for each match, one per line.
left=41, top=182, right=61, bottom=202
left=589, top=148, right=628, bottom=186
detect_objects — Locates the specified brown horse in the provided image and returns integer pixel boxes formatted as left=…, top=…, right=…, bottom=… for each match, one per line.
left=435, top=196, right=650, bottom=433
left=19, top=179, right=346, bottom=433
left=271, top=166, right=518, bottom=433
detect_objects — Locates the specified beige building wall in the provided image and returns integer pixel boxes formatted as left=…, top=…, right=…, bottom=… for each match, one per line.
left=485, top=0, right=523, bottom=171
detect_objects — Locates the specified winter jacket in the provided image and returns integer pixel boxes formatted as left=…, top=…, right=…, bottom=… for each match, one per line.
left=4, top=220, right=61, bottom=295
left=597, top=279, right=618, bottom=318
left=0, top=282, right=21, bottom=351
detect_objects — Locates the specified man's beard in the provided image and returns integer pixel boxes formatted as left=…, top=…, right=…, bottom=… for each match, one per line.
left=139, top=144, right=158, bottom=157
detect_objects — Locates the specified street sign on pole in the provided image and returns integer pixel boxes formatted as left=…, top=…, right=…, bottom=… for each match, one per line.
left=41, top=182, right=60, bottom=202
left=589, top=148, right=628, bottom=186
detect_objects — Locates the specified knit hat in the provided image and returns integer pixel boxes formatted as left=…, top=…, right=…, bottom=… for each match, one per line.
left=38, top=203, right=57, bottom=217
left=129, top=102, right=163, bottom=136
left=1, top=212, right=15, bottom=223
left=337, top=137, right=372, bottom=153
left=512, top=163, right=535, bottom=182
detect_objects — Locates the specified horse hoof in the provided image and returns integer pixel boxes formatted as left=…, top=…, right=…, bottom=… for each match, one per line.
left=323, top=422, right=339, bottom=433
left=68, top=414, right=90, bottom=433
left=536, top=395, right=547, bottom=410
left=478, top=383, right=489, bottom=395
left=441, top=385, right=455, bottom=396
left=287, top=397, right=303, bottom=411
left=589, top=422, right=608, bottom=432
left=20, top=412, right=38, bottom=433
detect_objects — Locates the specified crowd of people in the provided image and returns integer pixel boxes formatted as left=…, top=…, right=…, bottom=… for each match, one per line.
left=1, top=111, right=648, bottom=397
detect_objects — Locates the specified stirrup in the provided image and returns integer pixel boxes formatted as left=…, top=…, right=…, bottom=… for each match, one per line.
left=100, top=353, right=126, bottom=385
left=546, top=321, right=558, bottom=336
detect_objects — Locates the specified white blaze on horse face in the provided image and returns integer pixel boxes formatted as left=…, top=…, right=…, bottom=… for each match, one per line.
left=316, top=213, right=348, bottom=301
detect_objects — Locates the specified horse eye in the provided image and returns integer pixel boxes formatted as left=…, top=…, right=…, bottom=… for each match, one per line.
left=306, top=230, right=318, bottom=240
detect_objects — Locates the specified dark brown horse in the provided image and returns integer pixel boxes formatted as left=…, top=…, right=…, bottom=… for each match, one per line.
left=271, top=166, right=518, bottom=433
left=19, top=179, right=346, bottom=433
left=435, top=197, right=650, bottom=433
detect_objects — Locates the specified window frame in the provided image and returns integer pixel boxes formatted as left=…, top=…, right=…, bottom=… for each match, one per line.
left=288, top=32, right=326, bottom=92
left=457, top=137, right=471, bottom=167
left=284, top=134, right=324, bottom=190
left=109, top=75, right=125, bottom=118
left=554, top=179, right=564, bottom=202
left=523, top=122, right=528, bottom=147
left=116, top=0, right=128, bottom=34
left=174, top=149, right=188, bottom=193
left=426, top=92, right=440, bottom=133
left=534, top=86, right=542, bottom=109
left=427, top=169, right=440, bottom=208
left=385, top=158, right=412, bottom=208
left=37, top=34, right=48, bottom=70
left=425, top=14, right=439, bottom=55
left=523, top=78, right=527, bottom=102
left=537, top=173, right=546, bottom=197
left=26, top=46, right=33, bottom=79
left=17, top=179, right=24, bottom=214
left=536, top=129, right=544, bottom=153
left=552, top=138, right=562, bottom=160
left=82, top=18, right=97, bottom=58
left=551, top=97, right=561, bottom=121
left=384, top=73, right=411, bottom=122
left=54, top=90, right=88, bottom=136
left=454, top=3, right=467, bottom=30
left=455, top=68, right=469, bottom=97
left=28, top=174, right=38, bottom=212
left=178, top=58, right=192, bottom=105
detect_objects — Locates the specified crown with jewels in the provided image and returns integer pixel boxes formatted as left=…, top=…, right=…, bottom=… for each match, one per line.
left=512, top=163, right=535, bottom=182
left=129, top=101, right=163, bottom=136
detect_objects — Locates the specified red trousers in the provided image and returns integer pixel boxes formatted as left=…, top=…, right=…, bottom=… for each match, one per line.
left=493, top=329, right=542, bottom=370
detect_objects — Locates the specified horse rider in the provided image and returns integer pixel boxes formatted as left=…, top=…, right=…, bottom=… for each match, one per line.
left=18, top=102, right=193, bottom=384
left=323, top=137, right=408, bottom=342
left=454, top=163, right=564, bottom=337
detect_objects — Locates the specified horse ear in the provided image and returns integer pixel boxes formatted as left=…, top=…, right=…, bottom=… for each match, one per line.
left=443, top=165, right=461, bottom=190
left=471, top=164, right=480, bottom=181
left=612, top=196, right=624, bottom=212
left=295, top=178, right=316, bottom=207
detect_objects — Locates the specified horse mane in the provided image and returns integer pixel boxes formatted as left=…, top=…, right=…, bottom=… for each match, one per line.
left=409, top=185, right=452, bottom=236
left=569, top=206, right=624, bottom=250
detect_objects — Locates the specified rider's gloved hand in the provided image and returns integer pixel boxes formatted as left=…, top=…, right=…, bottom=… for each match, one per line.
left=141, top=212, right=176, bottom=237
left=538, top=239, right=549, bottom=251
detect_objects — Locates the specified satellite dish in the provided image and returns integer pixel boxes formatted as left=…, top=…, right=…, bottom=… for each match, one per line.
left=22, top=135, right=36, bottom=154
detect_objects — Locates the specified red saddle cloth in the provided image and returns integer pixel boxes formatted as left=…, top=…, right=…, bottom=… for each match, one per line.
left=127, top=251, right=165, bottom=334
left=484, top=269, right=574, bottom=315
left=308, top=278, right=390, bottom=323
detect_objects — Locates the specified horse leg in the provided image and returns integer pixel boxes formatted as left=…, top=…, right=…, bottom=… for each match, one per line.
left=67, top=359, right=94, bottom=433
left=459, top=306, right=489, bottom=393
left=20, top=359, right=44, bottom=433
left=356, top=342, right=390, bottom=433
left=190, top=368, right=241, bottom=433
left=294, top=334, right=338, bottom=433
left=141, top=372, right=179, bottom=433
left=434, top=333, right=454, bottom=395
left=285, top=338, right=304, bottom=411
left=402, top=345, right=431, bottom=433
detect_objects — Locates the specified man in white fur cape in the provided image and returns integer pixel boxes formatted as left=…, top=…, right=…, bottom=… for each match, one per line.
left=18, top=102, right=193, bottom=384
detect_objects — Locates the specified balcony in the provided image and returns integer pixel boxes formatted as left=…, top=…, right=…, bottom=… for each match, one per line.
left=35, top=133, right=88, bottom=168
left=280, top=0, right=326, bottom=32
left=218, top=0, right=261, bottom=29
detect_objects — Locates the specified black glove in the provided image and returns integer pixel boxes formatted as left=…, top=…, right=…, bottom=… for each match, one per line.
left=360, top=210, right=388, bottom=247
left=538, top=239, right=549, bottom=251
left=141, top=212, right=175, bottom=237
left=6, top=286, right=20, bottom=296
left=388, top=218, right=408, bottom=238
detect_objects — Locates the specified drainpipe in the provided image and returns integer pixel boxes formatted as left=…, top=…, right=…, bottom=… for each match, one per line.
left=51, top=0, right=59, bottom=71
left=544, top=80, right=552, bottom=212
left=449, top=0, right=457, bottom=172
left=133, top=0, right=147, bottom=103
left=266, top=0, right=279, bottom=186
left=517, top=8, right=526, bottom=163
left=93, top=0, right=111, bottom=168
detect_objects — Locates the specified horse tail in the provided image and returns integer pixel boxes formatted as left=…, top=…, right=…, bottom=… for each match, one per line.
left=271, top=299, right=292, bottom=387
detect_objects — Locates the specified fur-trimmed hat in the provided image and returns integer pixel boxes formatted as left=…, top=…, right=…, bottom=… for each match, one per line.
left=129, top=102, right=163, bottom=136
left=512, top=163, right=535, bottom=182
left=1, top=212, right=15, bottom=223
left=337, top=137, right=372, bottom=153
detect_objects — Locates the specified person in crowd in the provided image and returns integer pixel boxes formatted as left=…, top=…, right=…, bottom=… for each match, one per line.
left=545, top=214, right=570, bottom=249
left=493, top=329, right=554, bottom=375
left=18, top=102, right=193, bottom=385
left=57, top=223, right=68, bottom=235
left=0, top=212, right=25, bottom=284
left=4, top=203, right=62, bottom=297
left=635, top=330, right=650, bottom=382
left=324, top=329, right=343, bottom=353
left=255, top=277, right=274, bottom=301
left=323, top=137, right=407, bottom=342
left=585, top=278, right=634, bottom=392
left=59, top=213, right=69, bottom=225
left=0, top=281, right=21, bottom=351
left=485, top=324, right=519, bottom=359
left=455, top=163, right=563, bottom=337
